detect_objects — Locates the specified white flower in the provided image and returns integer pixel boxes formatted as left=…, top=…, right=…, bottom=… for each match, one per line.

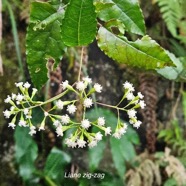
left=24, top=82, right=31, bottom=88
left=44, top=112, right=49, bottom=117
left=8, top=122, right=16, bottom=129
left=133, top=120, right=142, bottom=129
left=67, top=104, right=77, bottom=114
left=77, top=139, right=86, bottom=148
left=11, top=93, right=17, bottom=100
left=39, top=125, right=45, bottom=131
left=126, top=92, right=134, bottom=100
left=94, top=83, right=102, bottom=93
left=53, top=120, right=61, bottom=127
left=39, top=120, right=45, bottom=131
left=3, top=110, right=11, bottom=118
left=113, top=132, right=121, bottom=139
left=61, top=80, right=69, bottom=90
left=26, top=115, right=32, bottom=119
left=83, top=77, right=92, bottom=84
left=97, top=117, right=105, bottom=126
left=56, top=125, right=63, bottom=137
left=65, top=138, right=77, bottom=148
left=81, top=119, right=91, bottom=129
left=139, top=100, right=146, bottom=109
left=19, top=120, right=27, bottom=127
left=123, top=81, right=134, bottom=92
left=138, top=92, right=144, bottom=99
left=76, top=81, right=86, bottom=91
left=29, top=126, right=36, bottom=136
left=24, top=108, right=29, bottom=115
left=95, top=132, right=103, bottom=141
left=10, top=106, right=15, bottom=112
left=88, top=140, right=97, bottom=148
left=4, top=96, right=11, bottom=103
left=16, top=93, right=24, bottom=102
left=105, top=127, right=112, bottom=136
left=56, top=100, right=64, bottom=109
left=31, top=88, right=38, bottom=98
left=83, top=98, right=93, bottom=108
left=61, top=114, right=70, bottom=124
left=129, top=119, right=135, bottom=124
left=118, top=126, right=127, bottom=135
left=15, top=82, right=23, bottom=87
left=127, top=109, right=137, bottom=118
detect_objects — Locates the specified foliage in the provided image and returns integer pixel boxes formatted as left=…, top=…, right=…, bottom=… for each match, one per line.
left=26, top=2, right=66, bottom=89
left=61, top=0, right=97, bottom=46
left=14, top=126, right=38, bottom=183
left=155, top=0, right=186, bottom=42
left=26, top=0, right=176, bottom=89
left=14, top=127, right=71, bottom=185
left=14, top=127, right=71, bottom=186
left=87, top=108, right=139, bottom=178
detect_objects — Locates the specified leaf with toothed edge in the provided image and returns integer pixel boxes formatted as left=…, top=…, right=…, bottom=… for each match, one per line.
left=97, top=26, right=175, bottom=70
left=26, top=2, right=66, bottom=89
left=94, top=0, right=146, bottom=35
left=61, top=0, right=97, bottom=46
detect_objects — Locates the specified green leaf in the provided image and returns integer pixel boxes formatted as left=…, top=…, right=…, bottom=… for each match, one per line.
left=110, top=137, right=126, bottom=178
left=44, top=147, right=71, bottom=180
left=93, top=1, right=114, bottom=12
left=163, top=178, right=177, bottom=186
left=97, top=26, right=174, bottom=69
left=61, top=0, right=97, bottom=46
left=125, top=125, right=140, bottom=145
left=26, top=2, right=66, bottom=89
left=156, top=51, right=183, bottom=80
left=89, top=140, right=106, bottom=171
left=95, top=0, right=145, bottom=35
left=14, top=127, right=38, bottom=181
left=120, top=136, right=136, bottom=162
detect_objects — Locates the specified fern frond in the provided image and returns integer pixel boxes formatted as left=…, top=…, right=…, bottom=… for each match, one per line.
left=156, top=0, right=182, bottom=37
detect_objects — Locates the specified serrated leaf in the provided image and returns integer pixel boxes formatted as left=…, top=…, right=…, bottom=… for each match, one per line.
left=26, top=2, right=66, bottom=89
left=95, top=0, right=145, bottom=35
left=97, top=27, right=174, bottom=69
left=14, top=127, right=38, bottom=181
left=61, top=0, right=97, bottom=46
left=44, top=147, right=71, bottom=180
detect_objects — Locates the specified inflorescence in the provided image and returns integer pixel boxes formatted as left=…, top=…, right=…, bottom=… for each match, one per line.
left=3, top=78, right=146, bottom=148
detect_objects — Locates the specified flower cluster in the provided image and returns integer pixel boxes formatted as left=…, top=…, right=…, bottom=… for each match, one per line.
left=3, top=78, right=145, bottom=148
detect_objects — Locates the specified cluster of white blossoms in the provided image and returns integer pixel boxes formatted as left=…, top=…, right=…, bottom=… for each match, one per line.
left=3, top=78, right=146, bottom=148
left=122, top=81, right=146, bottom=129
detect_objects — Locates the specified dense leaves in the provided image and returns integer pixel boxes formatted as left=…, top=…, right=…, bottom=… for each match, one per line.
left=26, top=2, right=66, bottom=89
left=97, top=27, right=174, bottom=69
left=61, top=0, right=97, bottom=46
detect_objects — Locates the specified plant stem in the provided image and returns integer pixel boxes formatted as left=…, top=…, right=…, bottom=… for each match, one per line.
left=96, top=102, right=127, bottom=111
left=78, top=47, right=84, bottom=81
